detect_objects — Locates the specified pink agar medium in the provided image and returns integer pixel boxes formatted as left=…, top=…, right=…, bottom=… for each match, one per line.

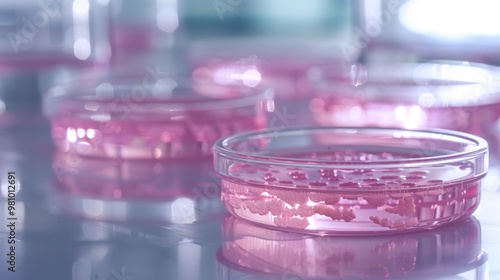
left=214, top=127, right=488, bottom=234
left=308, top=62, right=500, bottom=161
left=51, top=112, right=262, bottom=159
left=47, top=78, right=273, bottom=160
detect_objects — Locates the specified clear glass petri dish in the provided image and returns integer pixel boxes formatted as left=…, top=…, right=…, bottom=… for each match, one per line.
left=45, top=76, right=274, bottom=159
left=214, top=126, right=488, bottom=235
left=307, top=61, right=500, bottom=162
left=217, top=215, right=487, bottom=279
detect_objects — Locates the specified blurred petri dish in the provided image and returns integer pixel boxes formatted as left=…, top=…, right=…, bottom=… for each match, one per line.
left=45, top=75, right=274, bottom=159
left=189, top=37, right=352, bottom=101
left=307, top=61, right=500, bottom=162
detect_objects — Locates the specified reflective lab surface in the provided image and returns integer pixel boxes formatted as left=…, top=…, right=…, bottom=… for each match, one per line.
left=1, top=119, right=500, bottom=280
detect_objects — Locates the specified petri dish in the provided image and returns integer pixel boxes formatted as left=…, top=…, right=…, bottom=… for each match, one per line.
left=45, top=76, right=274, bottom=160
left=214, top=126, right=488, bottom=234
left=307, top=61, right=500, bottom=162
left=308, top=62, right=500, bottom=130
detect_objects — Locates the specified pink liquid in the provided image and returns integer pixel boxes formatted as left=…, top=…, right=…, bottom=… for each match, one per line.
left=310, top=97, right=500, bottom=161
left=218, top=216, right=484, bottom=279
left=311, top=97, right=500, bottom=133
left=51, top=107, right=265, bottom=159
left=221, top=149, right=482, bottom=234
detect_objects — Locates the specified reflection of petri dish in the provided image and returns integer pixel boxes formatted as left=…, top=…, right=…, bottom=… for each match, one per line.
left=217, top=215, right=487, bottom=279
left=214, top=127, right=488, bottom=234
left=50, top=151, right=224, bottom=222
left=308, top=61, right=500, bottom=161
left=50, top=187, right=224, bottom=223
left=45, top=77, right=273, bottom=159
left=52, top=151, right=215, bottom=199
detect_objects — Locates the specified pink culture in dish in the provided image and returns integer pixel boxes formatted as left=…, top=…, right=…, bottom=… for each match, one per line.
left=221, top=149, right=481, bottom=233
left=214, top=127, right=488, bottom=234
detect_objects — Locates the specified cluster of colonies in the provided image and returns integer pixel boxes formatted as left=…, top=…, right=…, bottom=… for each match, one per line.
left=221, top=150, right=480, bottom=231
left=52, top=112, right=262, bottom=159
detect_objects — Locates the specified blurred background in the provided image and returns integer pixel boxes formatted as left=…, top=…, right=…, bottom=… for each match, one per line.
left=1, top=0, right=500, bottom=279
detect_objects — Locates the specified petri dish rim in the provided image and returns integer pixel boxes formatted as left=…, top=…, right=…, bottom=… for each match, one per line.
left=46, top=77, right=274, bottom=116
left=214, top=126, right=488, bottom=169
left=308, top=61, right=500, bottom=106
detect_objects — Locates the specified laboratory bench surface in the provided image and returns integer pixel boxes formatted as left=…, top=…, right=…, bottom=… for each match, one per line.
left=1, top=120, right=499, bottom=280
